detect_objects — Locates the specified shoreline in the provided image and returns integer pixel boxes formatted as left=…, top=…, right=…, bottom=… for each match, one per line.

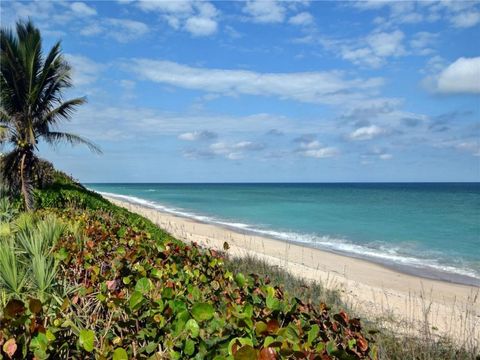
left=96, top=190, right=479, bottom=287
left=104, top=195, right=479, bottom=344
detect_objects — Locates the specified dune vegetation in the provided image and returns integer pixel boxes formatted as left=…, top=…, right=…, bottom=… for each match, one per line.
left=0, top=170, right=378, bottom=359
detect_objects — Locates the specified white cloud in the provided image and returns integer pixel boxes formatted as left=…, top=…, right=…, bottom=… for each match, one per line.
left=178, top=130, right=217, bottom=141
left=80, top=18, right=148, bottom=42
left=80, top=23, right=102, bottom=36
left=243, top=0, right=286, bottom=23
left=352, top=0, right=480, bottom=29
left=294, top=138, right=338, bottom=159
left=410, top=31, right=437, bottom=55
left=301, top=147, right=338, bottom=158
left=137, top=1, right=193, bottom=13
left=288, top=11, right=313, bottom=26
left=367, top=30, right=405, bottom=57
left=349, top=125, right=385, bottom=141
left=205, top=140, right=264, bottom=160
left=136, top=0, right=218, bottom=37
left=184, top=16, right=217, bottom=36
left=379, top=153, right=393, bottom=160
left=65, top=54, right=104, bottom=86
left=361, top=147, right=393, bottom=162
left=131, top=59, right=385, bottom=106
left=455, top=141, right=480, bottom=156
left=332, top=30, right=407, bottom=68
left=435, top=57, right=480, bottom=94
left=450, top=11, right=480, bottom=28
left=70, top=2, right=97, bottom=16
left=107, top=18, right=149, bottom=41
left=299, top=140, right=321, bottom=149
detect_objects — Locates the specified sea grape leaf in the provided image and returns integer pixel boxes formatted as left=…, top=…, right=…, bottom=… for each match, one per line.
left=185, top=319, right=200, bottom=338
left=184, top=339, right=195, bottom=356
left=3, top=338, right=17, bottom=358
left=235, top=273, right=246, bottom=287
left=191, top=303, right=214, bottom=322
left=234, top=345, right=257, bottom=360
left=255, top=321, right=268, bottom=336
left=29, top=298, right=42, bottom=314
left=113, top=348, right=129, bottom=360
left=258, top=347, right=277, bottom=360
left=308, top=324, right=319, bottom=345
left=78, top=329, right=95, bottom=352
left=4, top=299, right=25, bottom=317
left=129, top=291, right=144, bottom=311
left=135, top=277, right=151, bottom=294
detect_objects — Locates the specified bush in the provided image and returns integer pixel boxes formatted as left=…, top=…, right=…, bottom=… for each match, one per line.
left=1, top=208, right=376, bottom=359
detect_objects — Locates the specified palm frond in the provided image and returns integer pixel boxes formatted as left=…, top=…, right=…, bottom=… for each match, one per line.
left=0, top=237, right=27, bottom=296
left=44, top=131, right=102, bottom=154
left=37, top=97, right=86, bottom=128
left=0, top=26, right=26, bottom=114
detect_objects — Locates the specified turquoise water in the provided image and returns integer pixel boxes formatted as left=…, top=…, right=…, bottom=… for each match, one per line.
left=86, top=183, right=480, bottom=286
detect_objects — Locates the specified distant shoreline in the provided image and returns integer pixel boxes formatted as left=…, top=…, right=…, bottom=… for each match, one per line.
left=103, top=194, right=479, bottom=342
left=94, top=189, right=480, bottom=287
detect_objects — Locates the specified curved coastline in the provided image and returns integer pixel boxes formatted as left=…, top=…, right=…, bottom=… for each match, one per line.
left=99, top=192, right=480, bottom=342
left=95, top=190, right=480, bottom=287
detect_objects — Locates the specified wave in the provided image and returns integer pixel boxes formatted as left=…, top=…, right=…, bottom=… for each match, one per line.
left=94, top=190, right=480, bottom=283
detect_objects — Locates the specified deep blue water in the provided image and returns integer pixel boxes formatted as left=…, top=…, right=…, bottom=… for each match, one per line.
left=86, top=183, right=480, bottom=286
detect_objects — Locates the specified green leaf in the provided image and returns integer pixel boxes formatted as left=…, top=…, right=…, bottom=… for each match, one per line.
left=30, top=333, right=48, bottom=353
left=129, top=291, right=144, bottom=311
left=78, top=329, right=95, bottom=352
left=348, top=339, right=356, bottom=350
left=255, top=321, right=268, bottom=336
left=55, top=247, right=69, bottom=261
left=113, top=348, right=129, bottom=360
left=307, top=324, right=319, bottom=345
left=235, top=273, right=246, bottom=287
left=191, top=303, right=214, bottom=322
left=326, top=341, right=337, bottom=355
left=234, top=345, right=257, bottom=359
left=184, top=339, right=195, bottom=356
left=185, top=319, right=200, bottom=338
left=135, top=277, right=151, bottom=294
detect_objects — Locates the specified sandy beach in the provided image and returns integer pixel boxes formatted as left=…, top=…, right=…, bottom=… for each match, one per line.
left=106, top=196, right=479, bottom=346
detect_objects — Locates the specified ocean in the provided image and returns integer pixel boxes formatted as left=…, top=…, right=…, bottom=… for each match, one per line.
left=86, top=183, right=480, bottom=286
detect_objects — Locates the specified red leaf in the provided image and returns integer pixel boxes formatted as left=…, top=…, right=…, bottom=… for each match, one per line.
left=357, top=337, right=369, bottom=352
left=259, top=347, right=277, bottom=360
left=3, top=338, right=17, bottom=358
left=267, top=319, right=280, bottom=333
left=4, top=299, right=25, bottom=318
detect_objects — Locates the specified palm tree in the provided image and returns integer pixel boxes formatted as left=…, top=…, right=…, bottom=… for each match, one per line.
left=0, top=20, right=100, bottom=210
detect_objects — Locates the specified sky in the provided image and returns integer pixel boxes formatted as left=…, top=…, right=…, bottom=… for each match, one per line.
left=1, top=0, right=480, bottom=182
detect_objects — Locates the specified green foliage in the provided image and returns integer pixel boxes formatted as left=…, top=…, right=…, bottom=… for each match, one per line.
left=35, top=174, right=178, bottom=245
left=0, top=195, right=18, bottom=223
left=0, top=237, right=26, bottom=295
left=1, top=207, right=375, bottom=359
left=0, top=213, right=65, bottom=302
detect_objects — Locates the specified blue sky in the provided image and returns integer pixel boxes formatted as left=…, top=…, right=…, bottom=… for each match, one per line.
left=2, top=0, right=480, bottom=182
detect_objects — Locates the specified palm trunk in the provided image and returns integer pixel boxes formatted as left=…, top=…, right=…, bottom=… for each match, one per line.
left=20, top=150, right=33, bottom=211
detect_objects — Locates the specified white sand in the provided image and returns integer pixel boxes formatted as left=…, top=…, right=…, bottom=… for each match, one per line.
left=106, top=196, right=479, bottom=347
